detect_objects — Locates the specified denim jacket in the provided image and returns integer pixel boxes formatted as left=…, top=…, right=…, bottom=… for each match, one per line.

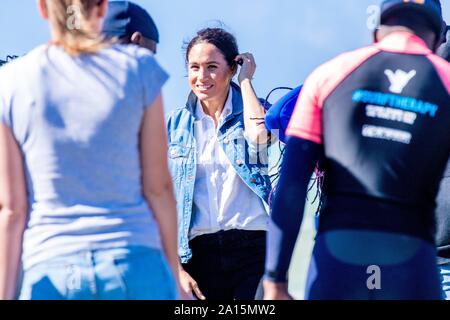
left=167, top=82, right=272, bottom=263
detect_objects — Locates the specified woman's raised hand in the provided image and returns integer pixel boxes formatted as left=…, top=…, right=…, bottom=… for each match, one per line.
left=235, top=53, right=256, bottom=84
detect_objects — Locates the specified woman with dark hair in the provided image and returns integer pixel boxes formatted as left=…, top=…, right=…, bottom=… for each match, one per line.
left=167, top=27, right=271, bottom=300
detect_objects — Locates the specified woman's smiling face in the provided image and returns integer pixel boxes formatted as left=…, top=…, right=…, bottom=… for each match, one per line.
left=188, top=42, right=235, bottom=105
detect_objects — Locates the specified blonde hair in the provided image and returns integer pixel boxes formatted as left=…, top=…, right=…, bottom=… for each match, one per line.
left=45, top=0, right=107, bottom=55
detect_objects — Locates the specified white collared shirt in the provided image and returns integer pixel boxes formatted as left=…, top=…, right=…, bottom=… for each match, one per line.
left=189, top=88, right=268, bottom=240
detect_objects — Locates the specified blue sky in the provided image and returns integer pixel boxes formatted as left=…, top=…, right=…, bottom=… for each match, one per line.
left=1, top=0, right=449, bottom=112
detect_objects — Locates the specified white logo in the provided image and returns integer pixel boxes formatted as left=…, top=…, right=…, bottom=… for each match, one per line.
left=66, top=5, right=82, bottom=31
left=384, top=69, right=417, bottom=94
left=66, top=265, right=81, bottom=291
left=366, top=265, right=382, bottom=290
left=366, top=5, right=380, bottom=31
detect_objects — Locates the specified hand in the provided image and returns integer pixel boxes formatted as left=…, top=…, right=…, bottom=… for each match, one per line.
left=263, top=280, right=293, bottom=300
left=235, top=53, right=256, bottom=84
left=179, top=267, right=206, bottom=300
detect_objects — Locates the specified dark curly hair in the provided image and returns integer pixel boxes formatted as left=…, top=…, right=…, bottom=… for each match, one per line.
left=184, top=27, right=239, bottom=68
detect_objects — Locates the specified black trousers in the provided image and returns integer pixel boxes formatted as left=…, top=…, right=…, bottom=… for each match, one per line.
left=183, top=229, right=266, bottom=300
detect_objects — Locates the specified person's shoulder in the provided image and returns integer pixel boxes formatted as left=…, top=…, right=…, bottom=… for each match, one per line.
left=311, top=45, right=380, bottom=81
left=426, top=53, right=450, bottom=94
left=0, top=45, right=46, bottom=87
left=110, top=43, right=155, bottom=60
left=166, top=103, right=194, bottom=129
left=302, top=45, right=380, bottom=95
left=134, top=46, right=156, bottom=60
left=102, top=44, right=153, bottom=67
left=1, top=45, right=44, bottom=70
left=168, top=105, right=190, bottom=121
left=428, top=52, right=450, bottom=72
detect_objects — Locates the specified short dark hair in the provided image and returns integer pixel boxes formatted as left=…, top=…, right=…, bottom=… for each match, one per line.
left=184, top=28, right=239, bottom=68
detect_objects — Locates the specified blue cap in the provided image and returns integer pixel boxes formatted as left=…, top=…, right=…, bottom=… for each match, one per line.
left=102, top=1, right=159, bottom=43
left=380, top=0, right=444, bottom=36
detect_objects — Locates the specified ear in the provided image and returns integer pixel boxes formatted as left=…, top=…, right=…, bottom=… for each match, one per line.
left=37, top=0, right=49, bottom=20
left=227, top=68, right=237, bottom=83
left=131, top=32, right=143, bottom=45
left=231, top=64, right=238, bottom=77
left=433, top=34, right=442, bottom=53
left=373, top=29, right=379, bottom=43
left=97, top=0, right=108, bottom=18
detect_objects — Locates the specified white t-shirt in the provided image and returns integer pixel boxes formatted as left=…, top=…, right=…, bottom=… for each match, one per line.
left=0, top=44, right=168, bottom=270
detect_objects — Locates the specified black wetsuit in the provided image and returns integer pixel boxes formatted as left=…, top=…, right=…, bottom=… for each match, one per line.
left=266, top=32, right=450, bottom=299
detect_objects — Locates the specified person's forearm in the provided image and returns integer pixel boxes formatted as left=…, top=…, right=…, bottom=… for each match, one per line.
left=0, top=207, right=26, bottom=300
left=144, top=183, right=179, bottom=279
left=241, top=79, right=269, bottom=144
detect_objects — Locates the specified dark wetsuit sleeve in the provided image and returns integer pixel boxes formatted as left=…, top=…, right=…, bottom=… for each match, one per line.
left=265, top=137, right=320, bottom=282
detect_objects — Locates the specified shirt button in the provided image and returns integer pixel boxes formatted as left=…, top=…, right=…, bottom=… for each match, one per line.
left=250, top=178, right=257, bottom=183
left=171, top=150, right=177, bottom=156
left=224, top=138, right=230, bottom=144
left=236, top=159, right=243, bottom=166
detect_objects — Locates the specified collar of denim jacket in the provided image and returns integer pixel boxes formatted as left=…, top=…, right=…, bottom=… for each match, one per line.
left=185, top=81, right=244, bottom=119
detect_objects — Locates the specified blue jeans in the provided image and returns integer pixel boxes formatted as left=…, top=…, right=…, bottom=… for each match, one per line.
left=19, top=246, right=177, bottom=300
left=440, top=262, right=450, bottom=300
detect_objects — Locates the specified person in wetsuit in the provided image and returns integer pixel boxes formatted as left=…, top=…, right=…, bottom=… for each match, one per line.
left=435, top=25, right=450, bottom=300
left=264, top=0, right=450, bottom=300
